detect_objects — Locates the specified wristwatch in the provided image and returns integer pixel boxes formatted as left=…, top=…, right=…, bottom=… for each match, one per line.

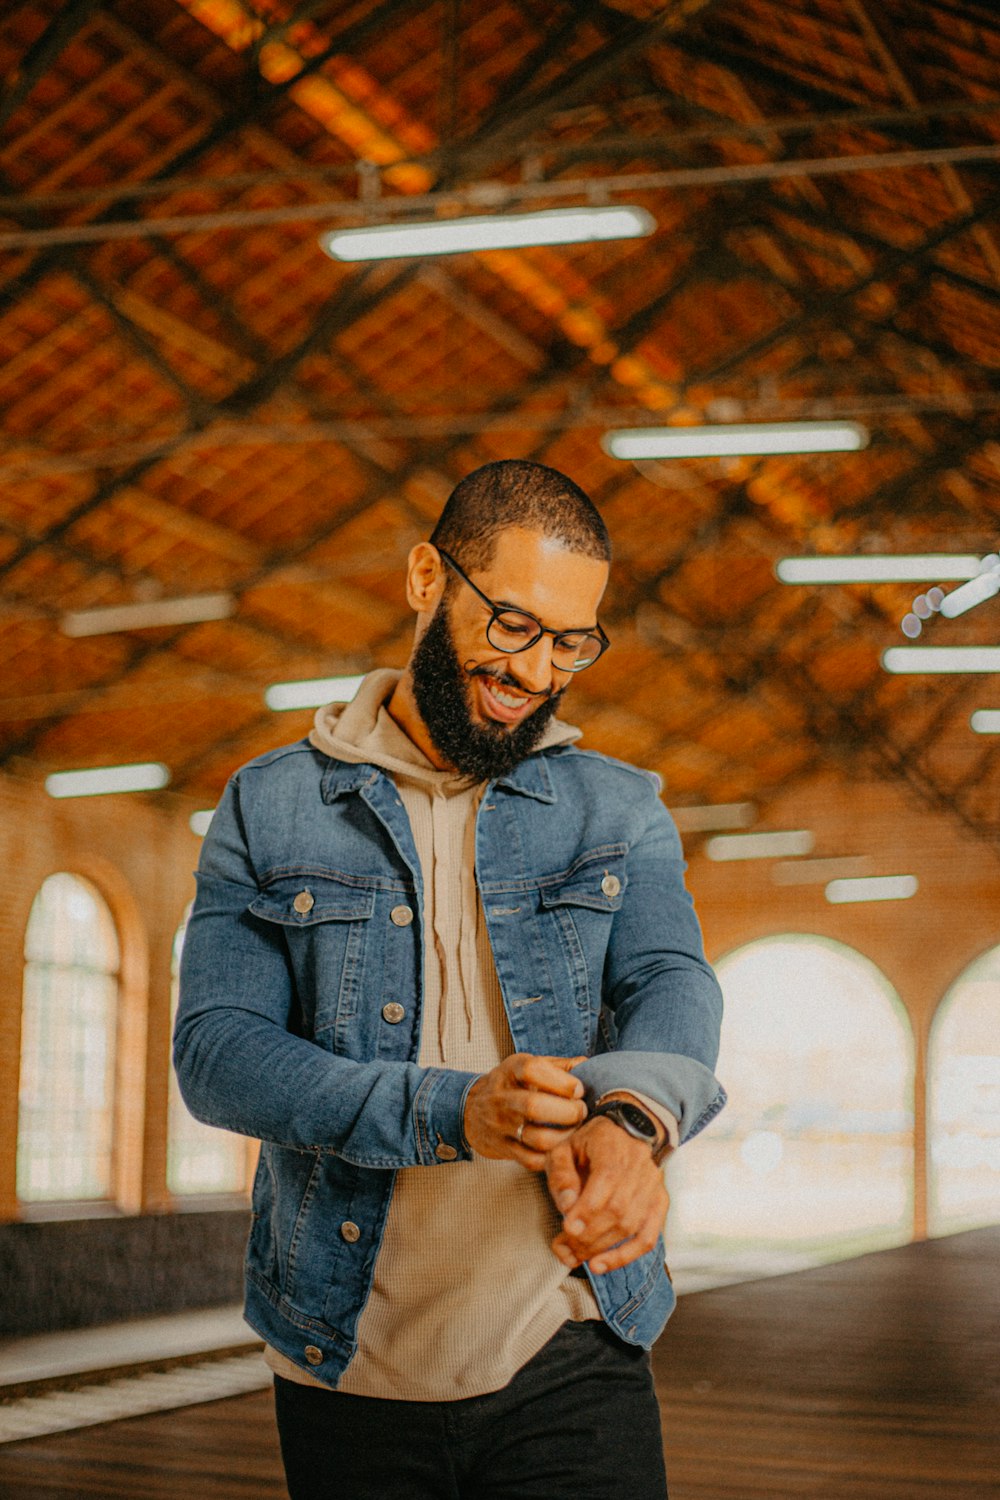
left=590, top=1099, right=670, bottom=1164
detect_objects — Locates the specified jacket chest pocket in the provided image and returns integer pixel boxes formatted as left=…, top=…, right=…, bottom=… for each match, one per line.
left=249, top=872, right=378, bottom=1042
left=537, top=851, right=626, bottom=1020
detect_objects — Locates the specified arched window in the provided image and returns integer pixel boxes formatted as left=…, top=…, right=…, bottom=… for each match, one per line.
left=928, top=944, right=1000, bottom=1235
left=18, top=873, right=121, bottom=1203
left=667, top=935, right=914, bottom=1288
left=167, top=908, right=250, bottom=1196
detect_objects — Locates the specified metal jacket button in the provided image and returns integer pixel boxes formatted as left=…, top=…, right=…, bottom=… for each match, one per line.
left=601, top=873, right=621, bottom=899
left=340, top=1220, right=361, bottom=1243
left=390, top=904, right=414, bottom=926
left=293, top=890, right=315, bottom=914
left=382, top=1002, right=405, bottom=1024
left=435, top=1142, right=458, bottom=1161
left=304, top=1345, right=323, bottom=1366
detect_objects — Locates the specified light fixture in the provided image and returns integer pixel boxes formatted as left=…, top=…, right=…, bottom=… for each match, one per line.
left=705, top=830, right=814, bottom=861
left=971, top=710, right=1000, bottom=733
left=61, top=592, right=234, bottom=637
left=777, top=555, right=981, bottom=585
left=45, top=762, right=171, bottom=798
left=603, top=420, right=868, bottom=461
left=320, top=206, right=655, bottom=261
left=264, top=675, right=365, bottom=711
left=189, top=809, right=215, bottom=836
left=938, top=557, right=1000, bottom=618
left=882, top=646, right=1000, bottom=674
left=668, top=802, right=756, bottom=832
left=825, top=875, right=918, bottom=904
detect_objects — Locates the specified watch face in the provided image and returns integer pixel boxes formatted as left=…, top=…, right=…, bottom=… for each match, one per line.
left=616, top=1102, right=657, bottom=1140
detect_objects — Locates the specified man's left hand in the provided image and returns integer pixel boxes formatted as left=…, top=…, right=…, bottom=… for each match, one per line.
left=545, top=1117, right=669, bottom=1276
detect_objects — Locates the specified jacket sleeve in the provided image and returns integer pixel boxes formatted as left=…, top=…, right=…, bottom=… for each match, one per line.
left=573, top=790, right=726, bottom=1144
left=172, top=774, right=477, bottom=1170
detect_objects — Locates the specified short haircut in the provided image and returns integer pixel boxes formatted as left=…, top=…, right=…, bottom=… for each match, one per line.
left=430, top=460, right=611, bottom=572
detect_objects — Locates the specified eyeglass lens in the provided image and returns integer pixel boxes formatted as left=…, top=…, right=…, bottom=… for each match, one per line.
left=487, top=611, right=603, bottom=670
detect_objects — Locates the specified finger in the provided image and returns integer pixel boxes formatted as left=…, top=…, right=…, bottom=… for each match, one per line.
left=559, top=1213, right=630, bottom=1263
left=581, top=1186, right=668, bottom=1269
left=559, top=1170, right=617, bottom=1235
left=588, top=1209, right=664, bottom=1275
left=517, top=1054, right=586, bottom=1098
left=559, top=1177, right=664, bottom=1259
left=520, top=1122, right=579, bottom=1156
left=511, top=1143, right=548, bottom=1171
left=545, top=1141, right=584, bottom=1214
left=522, top=1091, right=587, bottom=1129
left=550, top=1232, right=580, bottom=1269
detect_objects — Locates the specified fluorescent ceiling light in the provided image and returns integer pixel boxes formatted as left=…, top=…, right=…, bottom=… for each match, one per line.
left=189, top=809, right=215, bottom=836
left=882, top=646, right=1000, bottom=674
left=61, top=592, right=234, bottom=637
left=939, top=560, right=1000, bottom=618
left=603, top=420, right=867, bottom=461
left=705, top=829, right=814, bottom=861
left=669, top=801, right=756, bottom=832
left=776, top=555, right=981, bottom=585
left=321, top=206, right=655, bottom=261
left=771, top=856, right=873, bottom=886
left=45, top=762, right=171, bottom=798
left=971, top=710, right=1000, bottom=733
left=264, top=674, right=365, bottom=711
left=825, top=875, right=918, bottom=904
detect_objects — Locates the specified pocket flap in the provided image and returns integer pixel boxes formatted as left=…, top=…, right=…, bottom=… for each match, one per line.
left=539, top=853, right=627, bottom=912
left=250, top=873, right=376, bottom=926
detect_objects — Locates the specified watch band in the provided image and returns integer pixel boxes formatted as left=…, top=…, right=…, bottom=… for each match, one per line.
left=590, top=1099, right=670, bottom=1164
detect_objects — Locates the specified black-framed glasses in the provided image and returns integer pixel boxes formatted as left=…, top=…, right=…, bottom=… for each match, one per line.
left=438, top=549, right=610, bottom=672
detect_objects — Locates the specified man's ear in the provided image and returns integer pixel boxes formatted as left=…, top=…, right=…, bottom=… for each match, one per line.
left=405, top=542, right=446, bottom=614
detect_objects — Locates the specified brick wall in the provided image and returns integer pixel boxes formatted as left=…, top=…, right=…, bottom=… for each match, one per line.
left=684, top=770, right=1000, bottom=1238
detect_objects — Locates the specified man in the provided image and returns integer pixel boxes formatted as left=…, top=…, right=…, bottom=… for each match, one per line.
left=175, top=459, right=724, bottom=1500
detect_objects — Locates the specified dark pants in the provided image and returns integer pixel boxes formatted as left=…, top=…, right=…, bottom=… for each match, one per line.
left=274, top=1319, right=669, bottom=1500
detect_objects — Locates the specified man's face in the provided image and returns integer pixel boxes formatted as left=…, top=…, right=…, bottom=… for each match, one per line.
left=409, top=528, right=608, bottom=781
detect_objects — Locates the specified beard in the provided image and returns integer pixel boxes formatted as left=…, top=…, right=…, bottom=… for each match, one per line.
left=409, top=601, right=565, bottom=782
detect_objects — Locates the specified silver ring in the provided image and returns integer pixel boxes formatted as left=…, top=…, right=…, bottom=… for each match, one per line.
left=516, top=1121, right=525, bottom=1144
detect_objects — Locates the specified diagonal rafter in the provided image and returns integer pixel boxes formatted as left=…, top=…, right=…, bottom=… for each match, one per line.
left=0, top=0, right=96, bottom=134
left=0, top=256, right=416, bottom=585
left=460, top=0, right=617, bottom=146
left=460, top=0, right=725, bottom=165
left=843, top=0, right=1000, bottom=285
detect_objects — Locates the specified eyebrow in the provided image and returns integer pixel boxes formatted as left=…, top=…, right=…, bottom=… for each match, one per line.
left=492, top=597, right=599, bottom=633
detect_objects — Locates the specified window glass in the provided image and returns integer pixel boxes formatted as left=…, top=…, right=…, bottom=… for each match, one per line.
left=18, top=874, right=120, bottom=1202
left=667, top=934, right=914, bottom=1290
left=928, top=945, right=1000, bottom=1234
left=167, top=908, right=250, bottom=1195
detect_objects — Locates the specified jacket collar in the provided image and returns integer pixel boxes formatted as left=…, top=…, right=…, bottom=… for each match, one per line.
left=318, top=748, right=561, bottom=805
left=491, top=752, right=558, bottom=803
left=320, top=758, right=381, bottom=803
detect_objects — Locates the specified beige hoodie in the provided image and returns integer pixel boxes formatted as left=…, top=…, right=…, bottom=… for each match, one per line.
left=265, top=670, right=598, bottom=1400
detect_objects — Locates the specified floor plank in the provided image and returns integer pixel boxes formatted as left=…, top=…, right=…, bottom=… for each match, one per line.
left=1, top=1228, right=997, bottom=1498
left=655, top=1226, right=1000, bottom=1499
left=0, top=1390, right=286, bottom=1498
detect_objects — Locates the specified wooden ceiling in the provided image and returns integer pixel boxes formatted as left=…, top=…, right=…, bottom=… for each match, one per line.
left=2, top=0, right=999, bottom=847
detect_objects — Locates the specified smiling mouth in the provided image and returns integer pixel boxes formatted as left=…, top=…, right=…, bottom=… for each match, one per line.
left=475, top=673, right=541, bottom=725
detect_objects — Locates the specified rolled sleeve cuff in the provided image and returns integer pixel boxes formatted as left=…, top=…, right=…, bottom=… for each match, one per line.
left=574, top=1051, right=726, bottom=1145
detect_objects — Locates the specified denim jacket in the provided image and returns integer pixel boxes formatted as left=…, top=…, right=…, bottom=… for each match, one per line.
left=174, top=737, right=725, bottom=1384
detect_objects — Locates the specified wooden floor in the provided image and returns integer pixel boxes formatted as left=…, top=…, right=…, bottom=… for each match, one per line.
left=1, top=1228, right=997, bottom=1499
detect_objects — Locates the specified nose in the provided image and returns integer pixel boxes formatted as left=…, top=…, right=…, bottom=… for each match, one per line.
left=507, top=634, right=560, bottom=696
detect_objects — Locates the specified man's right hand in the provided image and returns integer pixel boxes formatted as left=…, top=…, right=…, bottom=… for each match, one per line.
left=463, top=1053, right=587, bottom=1169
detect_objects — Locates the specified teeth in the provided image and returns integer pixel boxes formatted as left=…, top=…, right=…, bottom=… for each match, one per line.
left=487, top=682, right=527, bottom=709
